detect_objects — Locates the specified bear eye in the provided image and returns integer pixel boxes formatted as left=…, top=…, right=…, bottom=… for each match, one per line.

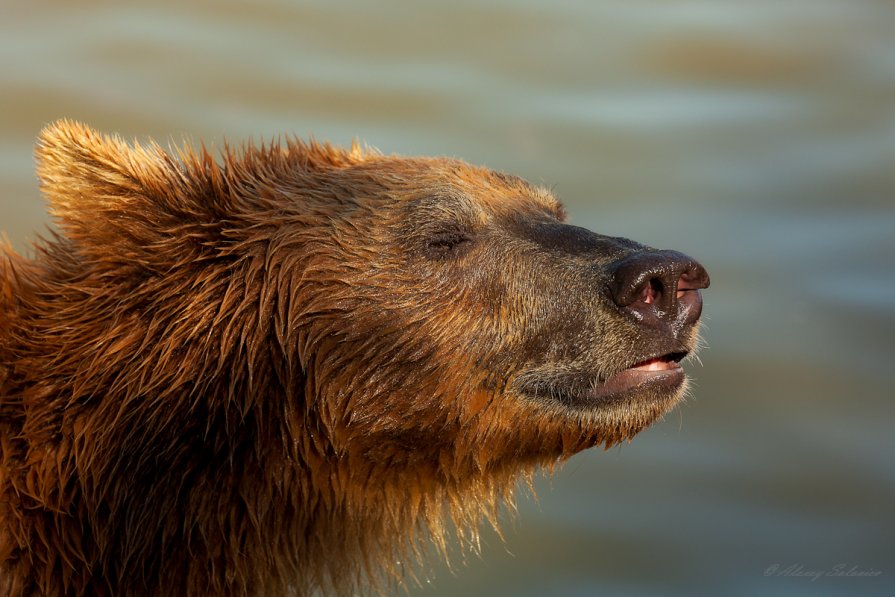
left=426, top=229, right=473, bottom=259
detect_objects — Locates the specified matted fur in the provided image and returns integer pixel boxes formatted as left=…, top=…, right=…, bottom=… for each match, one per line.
left=0, top=121, right=704, bottom=596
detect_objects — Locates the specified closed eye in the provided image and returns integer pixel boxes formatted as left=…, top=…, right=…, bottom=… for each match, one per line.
left=426, top=230, right=473, bottom=258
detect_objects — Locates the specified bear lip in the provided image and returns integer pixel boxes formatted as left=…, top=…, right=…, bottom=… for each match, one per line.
left=626, top=352, right=686, bottom=372
left=516, top=351, right=689, bottom=409
left=575, top=351, right=688, bottom=405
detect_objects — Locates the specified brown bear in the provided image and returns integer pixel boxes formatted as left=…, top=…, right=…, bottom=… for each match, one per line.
left=0, top=121, right=709, bottom=596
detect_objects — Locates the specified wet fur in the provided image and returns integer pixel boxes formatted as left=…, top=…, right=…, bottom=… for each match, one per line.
left=0, top=121, right=699, bottom=595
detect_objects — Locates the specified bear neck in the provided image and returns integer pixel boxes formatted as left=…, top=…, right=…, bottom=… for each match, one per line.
left=1, top=225, right=521, bottom=595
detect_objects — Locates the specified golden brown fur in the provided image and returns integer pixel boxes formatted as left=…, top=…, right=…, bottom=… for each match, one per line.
left=0, top=121, right=705, bottom=595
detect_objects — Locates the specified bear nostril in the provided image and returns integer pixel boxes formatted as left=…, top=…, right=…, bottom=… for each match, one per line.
left=638, top=279, right=662, bottom=305
left=677, top=266, right=710, bottom=291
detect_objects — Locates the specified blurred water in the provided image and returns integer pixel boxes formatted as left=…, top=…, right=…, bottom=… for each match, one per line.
left=2, top=1, right=893, bottom=595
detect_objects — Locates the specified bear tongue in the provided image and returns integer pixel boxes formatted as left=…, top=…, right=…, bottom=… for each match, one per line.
left=630, top=357, right=680, bottom=372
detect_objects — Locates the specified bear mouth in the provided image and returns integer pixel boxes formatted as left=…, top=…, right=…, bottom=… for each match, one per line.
left=516, top=351, right=689, bottom=410
left=581, top=352, right=688, bottom=404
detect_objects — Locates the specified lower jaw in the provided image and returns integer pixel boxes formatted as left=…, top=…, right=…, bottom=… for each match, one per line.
left=591, top=367, right=684, bottom=400
left=559, top=368, right=686, bottom=411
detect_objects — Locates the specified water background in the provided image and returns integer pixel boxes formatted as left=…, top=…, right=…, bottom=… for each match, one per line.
left=2, top=1, right=893, bottom=595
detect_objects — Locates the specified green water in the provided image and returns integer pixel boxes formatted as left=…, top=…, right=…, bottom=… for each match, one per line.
left=2, top=1, right=893, bottom=595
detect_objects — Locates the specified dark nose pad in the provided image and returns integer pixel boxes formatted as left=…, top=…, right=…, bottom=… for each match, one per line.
left=608, top=250, right=710, bottom=329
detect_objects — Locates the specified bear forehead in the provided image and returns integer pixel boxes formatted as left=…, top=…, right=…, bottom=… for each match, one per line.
left=361, top=154, right=567, bottom=223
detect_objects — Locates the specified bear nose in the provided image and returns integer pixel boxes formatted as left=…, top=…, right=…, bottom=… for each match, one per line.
left=608, top=250, right=710, bottom=328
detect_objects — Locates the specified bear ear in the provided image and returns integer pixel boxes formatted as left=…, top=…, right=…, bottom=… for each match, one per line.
left=35, top=120, right=181, bottom=242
